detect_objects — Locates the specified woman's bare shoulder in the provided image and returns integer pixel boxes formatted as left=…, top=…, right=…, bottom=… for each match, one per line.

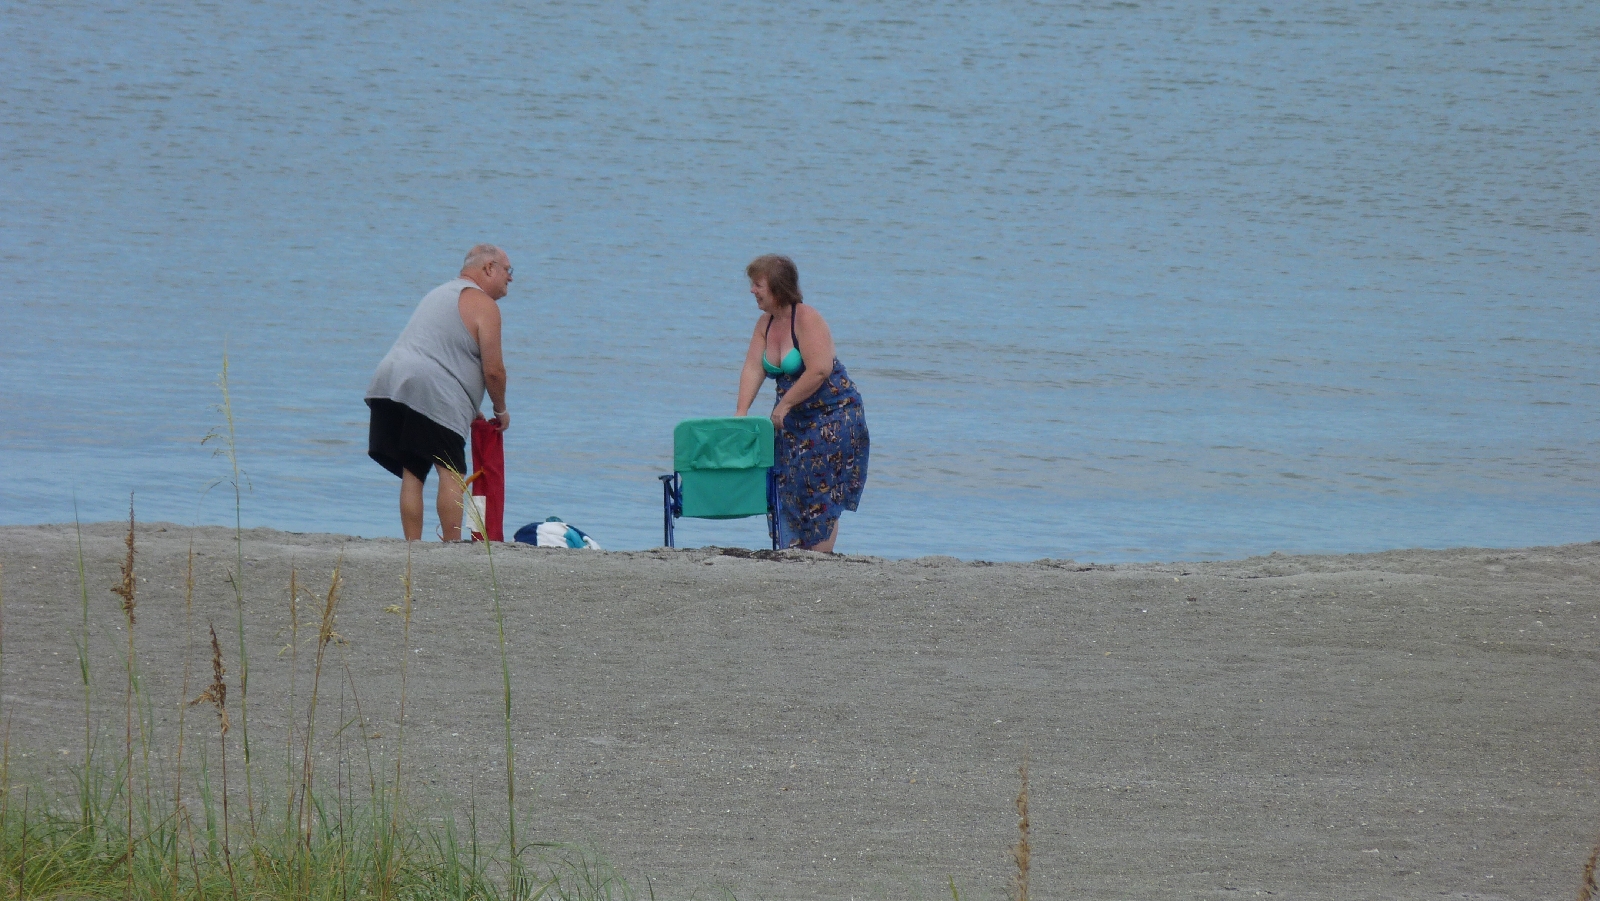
left=796, top=303, right=830, bottom=329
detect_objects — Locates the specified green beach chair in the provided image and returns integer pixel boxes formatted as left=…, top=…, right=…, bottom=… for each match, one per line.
left=658, top=417, right=779, bottom=549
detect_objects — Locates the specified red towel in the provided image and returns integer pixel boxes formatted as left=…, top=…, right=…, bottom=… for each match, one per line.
left=469, top=416, right=505, bottom=542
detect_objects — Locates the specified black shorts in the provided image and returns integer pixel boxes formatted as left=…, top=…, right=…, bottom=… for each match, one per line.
left=367, top=398, right=467, bottom=483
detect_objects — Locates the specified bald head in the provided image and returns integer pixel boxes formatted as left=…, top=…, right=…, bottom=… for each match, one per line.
left=460, top=244, right=513, bottom=300
left=462, top=244, right=506, bottom=272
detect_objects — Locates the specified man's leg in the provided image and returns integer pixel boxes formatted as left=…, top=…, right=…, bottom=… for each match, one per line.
left=435, top=463, right=464, bottom=542
left=400, top=469, right=426, bottom=541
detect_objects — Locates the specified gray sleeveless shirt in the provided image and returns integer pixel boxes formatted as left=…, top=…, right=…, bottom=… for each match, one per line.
left=366, top=278, right=487, bottom=440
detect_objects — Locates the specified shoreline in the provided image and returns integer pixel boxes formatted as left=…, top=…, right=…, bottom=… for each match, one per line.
left=2, top=523, right=1597, bottom=899
left=9, top=518, right=1591, bottom=566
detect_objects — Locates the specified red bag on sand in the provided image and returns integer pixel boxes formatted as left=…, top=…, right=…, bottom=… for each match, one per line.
left=469, top=416, right=505, bottom=542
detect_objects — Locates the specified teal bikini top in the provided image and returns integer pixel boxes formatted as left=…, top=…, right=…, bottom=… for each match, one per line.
left=761, top=305, right=805, bottom=378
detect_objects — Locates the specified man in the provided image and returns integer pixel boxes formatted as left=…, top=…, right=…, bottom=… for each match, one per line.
left=366, top=244, right=512, bottom=541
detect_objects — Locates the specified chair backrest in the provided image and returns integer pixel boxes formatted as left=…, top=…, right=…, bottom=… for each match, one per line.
left=673, top=417, right=774, bottom=519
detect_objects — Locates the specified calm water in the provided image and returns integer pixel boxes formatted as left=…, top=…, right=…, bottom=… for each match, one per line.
left=1, top=1, right=1596, bottom=561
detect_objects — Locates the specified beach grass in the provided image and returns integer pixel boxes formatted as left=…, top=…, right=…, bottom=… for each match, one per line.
left=0, top=508, right=650, bottom=901
left=452, top=465, right=525, bottom=887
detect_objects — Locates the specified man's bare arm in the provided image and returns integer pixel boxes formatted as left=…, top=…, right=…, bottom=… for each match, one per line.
left=460, top=287, right=509, bottom=431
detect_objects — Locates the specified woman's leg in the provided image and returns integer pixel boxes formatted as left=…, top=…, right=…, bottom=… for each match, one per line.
left=807, top=518, right=841, bottom=554
left=400, top=470, right=426, bottom=541
left=435, top=463, right=464, bottom=542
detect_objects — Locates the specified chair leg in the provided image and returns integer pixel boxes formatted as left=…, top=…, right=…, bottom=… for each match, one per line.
left=659, top=474, right=676, bottom=548
left=767, top=468, right=779, bottom=550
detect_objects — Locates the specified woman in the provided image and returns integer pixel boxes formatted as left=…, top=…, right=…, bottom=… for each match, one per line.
left=736, top=254, right=869, bottom=552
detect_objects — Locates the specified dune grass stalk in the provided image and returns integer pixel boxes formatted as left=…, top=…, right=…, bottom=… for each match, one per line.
left=333, top=637, right=397, bottom=894
left=388, top=550, right=412, bottom=832
left=336, top=641, right=381, bottom=805
left=485, top=531, right=520, bottom=867
left=358, top=548, right=418, bottom=901
left=191, top=621, right=240, bottom=900
left=1580, top=835, right=1600, bottom=901
left=205, top=351, right=257, bottom=834
left=14, top=785, right=26, bottom=894
left=454, top=467, right=525, bottom=887
left=72, top=504, right=97, bottom=830
left=1011, top=751, right=1030, bottom=901
left=337, top=685, right=349, bottom=882
left=296, top=555, right=344, bottom=894
left=171, top=540, right=198, bottom=895
left=285, top=565, right=300, bottom=829
left=109, top=499, right=139, bottom=901
left=0, top=559, right=5, bottom=751
left=1, top=562, right=8, bottom=881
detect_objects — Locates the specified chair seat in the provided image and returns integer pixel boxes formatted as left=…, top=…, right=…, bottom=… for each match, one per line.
left=680, top=468, right=770, bottom=519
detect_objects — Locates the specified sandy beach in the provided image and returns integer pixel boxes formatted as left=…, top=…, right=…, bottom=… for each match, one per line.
left=0, top=522, right=1595, bottom=900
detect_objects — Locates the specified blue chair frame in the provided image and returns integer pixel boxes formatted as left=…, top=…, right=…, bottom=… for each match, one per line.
left=658, top=470, right=779, bottom=550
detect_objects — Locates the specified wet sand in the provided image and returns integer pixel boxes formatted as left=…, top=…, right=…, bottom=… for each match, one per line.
left=1, top=523, right=1596, bottom=900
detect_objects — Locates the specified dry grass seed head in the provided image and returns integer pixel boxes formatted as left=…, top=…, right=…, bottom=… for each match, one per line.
left=278, top=568, right=303, bottom=657
left=1580, top=835, right=1600, bottom=901
left=188, top=624, right=230, bottom=734
left=112, top=500, right=136, bottom=623
left=317, top=563, right=343, bottom=648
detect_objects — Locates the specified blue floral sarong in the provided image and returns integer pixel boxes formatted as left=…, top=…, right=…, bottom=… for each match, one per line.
left=773, top=359, right=869, bottom=548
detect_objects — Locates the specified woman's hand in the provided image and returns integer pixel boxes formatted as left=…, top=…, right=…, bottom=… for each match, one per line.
left=770, top=404, right=790, bottom=430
